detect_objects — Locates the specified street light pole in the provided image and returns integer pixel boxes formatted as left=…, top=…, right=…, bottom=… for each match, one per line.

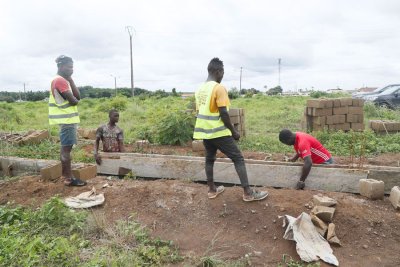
left=240, top=67, right=242, bottom=93
left=126, top=26, right=135, bottom=97
left=110, top=74, right=117, bottom=97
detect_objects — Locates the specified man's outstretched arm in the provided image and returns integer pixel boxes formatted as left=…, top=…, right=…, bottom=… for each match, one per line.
left=297, top=155, right=312, bottom=189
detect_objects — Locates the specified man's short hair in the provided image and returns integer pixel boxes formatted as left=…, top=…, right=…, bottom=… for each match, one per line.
left=109, top=109, right=119, bottom=117
left=208, top=57, right=224, bottom=74
left=279, top=129, right=293, bottom=144
left=55, top=55, right=73, bottom=67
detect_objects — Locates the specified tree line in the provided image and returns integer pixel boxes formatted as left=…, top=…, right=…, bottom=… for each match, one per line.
left=0, top=86, right=181, bottom=102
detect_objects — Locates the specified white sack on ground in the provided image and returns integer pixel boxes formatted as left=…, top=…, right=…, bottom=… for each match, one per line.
left=64, top=187, right=105, bottom=209
left=282, top=212, right=339, bottom=266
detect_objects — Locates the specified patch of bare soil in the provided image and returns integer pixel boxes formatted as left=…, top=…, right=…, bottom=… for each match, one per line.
left=1, top=175, right=399, bottom=266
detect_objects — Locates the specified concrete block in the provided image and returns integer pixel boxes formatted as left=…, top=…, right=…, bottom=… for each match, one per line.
left=338, top=115, right=346, bottom=124
left=359, top=179, right=385, bottom=200
left=333, top=99, right=341, bottom=107
left=348, top=106, right=364, bottom=115
left=346, top=114, right=362, bottom=123
left=72, top=164, right=97, bottom=181
left=21, top=130, right=49, bottom=145
left=333, top=106, right=348, bottom=115
left=312, top=125, right=325, bottom=131
left=350, top=123, right=365, bottom=132
left=307, top=99, right=326, bottom=108
left=313, top=194, right=337, bottom=207
left=77, top=128, right=85, bottom=137
left=87, top=129, right=97, bottom=140
left=326, top=116, right=334, bottom=125
left=340, top=98, right=353, bottom=107
left=311, top=214, right=328, bottom=237
left=40, top=163, right=62, bottom=181
left=230, top=116, right=240, bottom=124
left=228, top=108, right=240, bottom=116
left=192, top=140, right=205, bottom=152
left=352, top=99, right=365, bottom=107
left=312, top=116, right=326, bottom=125
left=308, top=108, right=333, bottom=117
left=325, top=100, right=333, bottom=108
left=389, top=186, right=400, bottom=209
left=336, top=123, right=350, bottom=131
left=327, top=223, right=341, bottom=246
left=311, top=206, right=335, bottom=223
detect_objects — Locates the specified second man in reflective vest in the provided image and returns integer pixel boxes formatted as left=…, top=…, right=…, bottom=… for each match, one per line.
left=194, top=57, right=268, bottom=202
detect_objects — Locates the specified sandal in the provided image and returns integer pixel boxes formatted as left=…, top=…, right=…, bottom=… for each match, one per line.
left=243, top=190, right=268, bottom=202
left=208, top=185, right=225, bottom=199
left=64, top=178, right=87, bottom=186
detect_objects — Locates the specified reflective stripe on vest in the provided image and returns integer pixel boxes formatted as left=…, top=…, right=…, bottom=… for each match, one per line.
left=193, top=81, right=231, bottom=140
left=48, top=76, right=80, bottom=125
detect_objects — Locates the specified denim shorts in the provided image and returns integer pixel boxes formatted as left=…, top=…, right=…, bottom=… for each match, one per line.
left=59, top=124, right=78, bottom=146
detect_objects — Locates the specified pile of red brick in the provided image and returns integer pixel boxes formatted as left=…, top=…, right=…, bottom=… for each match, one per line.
left=305, top=98, right=365, bottom=132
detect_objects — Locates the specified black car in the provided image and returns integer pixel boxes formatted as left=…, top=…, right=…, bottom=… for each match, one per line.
left=371, top=85, right=400, bottom=109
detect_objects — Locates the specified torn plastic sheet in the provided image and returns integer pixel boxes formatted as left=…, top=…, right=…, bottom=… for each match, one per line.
left=281, top=212, right=339, bottom=266
left=64, top=187, right=105, bottom=209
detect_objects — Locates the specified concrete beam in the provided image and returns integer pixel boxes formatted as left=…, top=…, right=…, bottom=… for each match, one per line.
left=97, top=153, right=369, bottom=193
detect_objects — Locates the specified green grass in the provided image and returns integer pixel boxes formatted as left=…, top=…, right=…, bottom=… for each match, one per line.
left=0, top=198, right=182, bottom=267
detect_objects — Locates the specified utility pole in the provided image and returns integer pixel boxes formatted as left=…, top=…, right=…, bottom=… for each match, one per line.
left=110, top=75, right=117, bottom=96
left=23, top=82, right=26, bottom=100
left=126, top=26, right=135, bottom=97
left=278, top=58, right=281, bottom=86
left=239, top=67, right=242, bottom=93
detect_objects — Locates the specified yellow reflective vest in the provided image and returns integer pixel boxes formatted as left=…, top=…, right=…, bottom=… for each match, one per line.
left=193, top=81, right=232, bottom=140
left=48, top=76, right=80, bottom=125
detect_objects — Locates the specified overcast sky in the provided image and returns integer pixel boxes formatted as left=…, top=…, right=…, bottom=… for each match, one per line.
left=1, top=0, right=400, bottom=93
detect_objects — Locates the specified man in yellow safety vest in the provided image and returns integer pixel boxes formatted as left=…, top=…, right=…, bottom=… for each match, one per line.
left=49, top=55, right=86, bottom=186
left=193, top=58, right=268, bottom=201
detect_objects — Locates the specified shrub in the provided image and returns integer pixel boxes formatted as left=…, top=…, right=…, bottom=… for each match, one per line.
left=154, top=110, right=195, bottom=145
left=95, top=96, right=128, bottom=112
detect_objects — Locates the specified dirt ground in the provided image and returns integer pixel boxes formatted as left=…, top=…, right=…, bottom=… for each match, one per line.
left=1, top=144, right=400, bottom=266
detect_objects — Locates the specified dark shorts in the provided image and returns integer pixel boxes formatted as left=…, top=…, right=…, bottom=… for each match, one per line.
left=59, top=124, right=77, bottom=146
left=203, top=136, right=243, bottom=162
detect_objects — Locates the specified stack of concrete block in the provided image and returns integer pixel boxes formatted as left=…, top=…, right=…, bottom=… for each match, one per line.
left=2, top=130, right=49, bottom=145
left=310, top=194, right=341, bottom=246
left=305, top=98, right=365, bottom=132
left=369, top=120, right=400, bottom=134
left=229, top=108, right=246, bottom=137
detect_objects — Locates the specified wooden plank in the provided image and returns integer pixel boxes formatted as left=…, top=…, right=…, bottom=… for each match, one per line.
left=97, top=153, right=368, bottom=193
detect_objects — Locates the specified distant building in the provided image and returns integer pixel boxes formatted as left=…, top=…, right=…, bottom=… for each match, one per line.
left=356, top=87, right=378, bottom=93
left=327, top=88, right=344, bottom=93
left=180, top=92, right=195, bottom=99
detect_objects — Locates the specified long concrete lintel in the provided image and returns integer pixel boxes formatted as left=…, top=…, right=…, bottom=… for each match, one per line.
left=97, top=153, right=369, bottom=193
